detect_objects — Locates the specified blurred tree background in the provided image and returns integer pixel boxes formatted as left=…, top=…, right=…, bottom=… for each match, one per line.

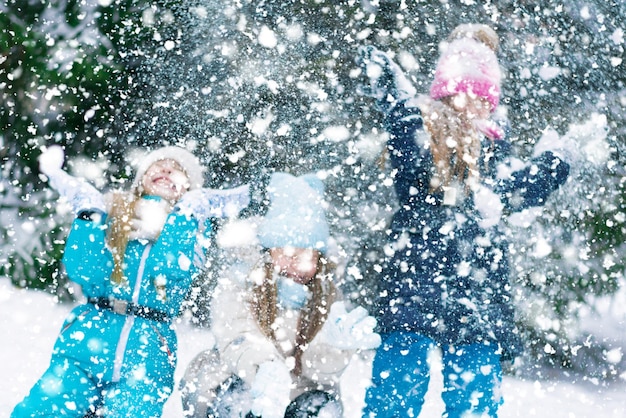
left=1, top=0, right=625, bottom=380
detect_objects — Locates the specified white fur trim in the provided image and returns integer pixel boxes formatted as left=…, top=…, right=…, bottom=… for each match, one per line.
left=131, top=146, right=204, bottom=191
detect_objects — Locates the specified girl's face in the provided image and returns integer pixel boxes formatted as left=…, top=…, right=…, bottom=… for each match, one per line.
left=270, top=247, right=320, bottom=285
left=141, top=159, right=190, bottom=201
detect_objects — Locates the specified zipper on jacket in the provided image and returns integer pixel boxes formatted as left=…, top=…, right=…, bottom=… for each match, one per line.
left=112, top=244, right=151, bottom=382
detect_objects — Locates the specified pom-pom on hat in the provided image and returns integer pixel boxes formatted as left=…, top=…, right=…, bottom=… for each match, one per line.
left=429, top=23, right=502, bottom=111
left=131, top=146, right=205, bottom=191
left=257, top=172, right=330, bottom=253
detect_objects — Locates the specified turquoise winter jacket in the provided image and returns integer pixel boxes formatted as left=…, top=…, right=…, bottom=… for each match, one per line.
left=57, top=200, right=210, bottom=383
left=63, top=207, right=204, bottom=317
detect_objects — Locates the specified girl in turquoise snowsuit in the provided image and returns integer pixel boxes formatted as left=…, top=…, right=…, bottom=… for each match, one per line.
left=12, top=146, right=250, bottom=417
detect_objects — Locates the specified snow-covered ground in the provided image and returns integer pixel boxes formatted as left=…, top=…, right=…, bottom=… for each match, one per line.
left=2, top=277, right=625, bottom=417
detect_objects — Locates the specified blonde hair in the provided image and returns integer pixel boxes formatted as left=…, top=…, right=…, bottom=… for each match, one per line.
left=106, top=187, right=174, bottom=285
left=250, top=251, right=336, bottom=376
left=420, top=96, right=483, bottom=192
left=106, top=191, right=140, bottom=285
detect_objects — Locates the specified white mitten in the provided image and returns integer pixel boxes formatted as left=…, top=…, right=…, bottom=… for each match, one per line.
left=175, top=184, right=251, bottom=222
left=532, top=128, right=577, bottom=163
left=318, top=301, right=381, bottom=350
left=534, top=114, right=611, bottom=168
left=38, top=145, right=105, bottom=215
left=129, top=197, right=170, bottom=240
left=356, top=45, right=417, bottom=114
left=249, top=360, right=292, bottom=418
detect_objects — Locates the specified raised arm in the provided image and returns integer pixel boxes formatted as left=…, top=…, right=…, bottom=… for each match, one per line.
left=174, top=184, right=251, bottom=223
left=495, top=151, right=569, bottom=212
left=38, top=145, right=105, bottom=216
left=357, top=46, right=432, bottom=204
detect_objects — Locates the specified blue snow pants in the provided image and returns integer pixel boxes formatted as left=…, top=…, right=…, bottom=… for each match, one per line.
left=10, top=354, right=172, bottom=417
left=363, top=332, right=503, bottom=418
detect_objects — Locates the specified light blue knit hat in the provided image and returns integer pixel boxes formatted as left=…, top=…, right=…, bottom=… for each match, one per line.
left=257, top=172, right=329, bottom=253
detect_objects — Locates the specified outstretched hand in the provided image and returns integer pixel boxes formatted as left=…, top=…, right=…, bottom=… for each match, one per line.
left=319, top=301, right=381, bottom=350
left=356, top=45, right=417, bottom=113
left=175, top=185, right=251, bottom=222
left=37, top=145, right=106, bottom=215
left=532, top=114, right=611, bottom=168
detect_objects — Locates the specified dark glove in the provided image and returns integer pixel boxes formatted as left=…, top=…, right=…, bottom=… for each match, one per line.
left=356, top=45, right=417, bottom=114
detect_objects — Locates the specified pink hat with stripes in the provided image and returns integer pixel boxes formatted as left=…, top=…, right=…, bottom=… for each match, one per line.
left=429, top=24, right=502, bottom=111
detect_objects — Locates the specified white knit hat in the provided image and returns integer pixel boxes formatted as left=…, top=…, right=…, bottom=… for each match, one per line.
left=131, top=146, right=205, bottom=191
left=257, top=172, right=330, bottom=253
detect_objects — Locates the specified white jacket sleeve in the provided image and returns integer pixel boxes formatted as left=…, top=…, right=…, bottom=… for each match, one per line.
left=300, top=332, right=353, bottom=385
left=175, top=184, right=251, bottom=223
left=38, top=145, right=105, bottom=215
left=210, top=277, right=283, bottom=385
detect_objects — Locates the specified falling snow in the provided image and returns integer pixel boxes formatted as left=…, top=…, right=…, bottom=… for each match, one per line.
left=1, top=0, right=626, bottom=416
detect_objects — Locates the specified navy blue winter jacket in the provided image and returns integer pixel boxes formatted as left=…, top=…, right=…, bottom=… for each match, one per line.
left=375, top=102, right=569, bottom=360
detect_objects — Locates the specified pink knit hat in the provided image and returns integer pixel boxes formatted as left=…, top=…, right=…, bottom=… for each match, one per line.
left=429, top=24, right=502, bottom=111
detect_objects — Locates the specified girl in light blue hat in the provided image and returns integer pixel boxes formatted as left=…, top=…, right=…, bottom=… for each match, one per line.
left=181, top=172, right=381, bottom=418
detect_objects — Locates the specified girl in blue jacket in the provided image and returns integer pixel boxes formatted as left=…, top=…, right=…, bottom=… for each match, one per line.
left=12, top=145, right=250, bottom=417
left=357, top=24, right=570, bottom=417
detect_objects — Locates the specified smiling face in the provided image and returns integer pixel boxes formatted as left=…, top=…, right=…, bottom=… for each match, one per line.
left=141, top=159, right=190, bottom=201
left=270, top=246, right=321, bottom=285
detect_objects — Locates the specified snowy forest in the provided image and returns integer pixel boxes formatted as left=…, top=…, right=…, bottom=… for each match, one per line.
left=1, top=0, right=625, bottom=402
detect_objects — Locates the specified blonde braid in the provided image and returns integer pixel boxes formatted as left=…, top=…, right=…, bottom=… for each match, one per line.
left=250, top=252, right=336, bottom=377
left=107, top=191, right=139, bottom=285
